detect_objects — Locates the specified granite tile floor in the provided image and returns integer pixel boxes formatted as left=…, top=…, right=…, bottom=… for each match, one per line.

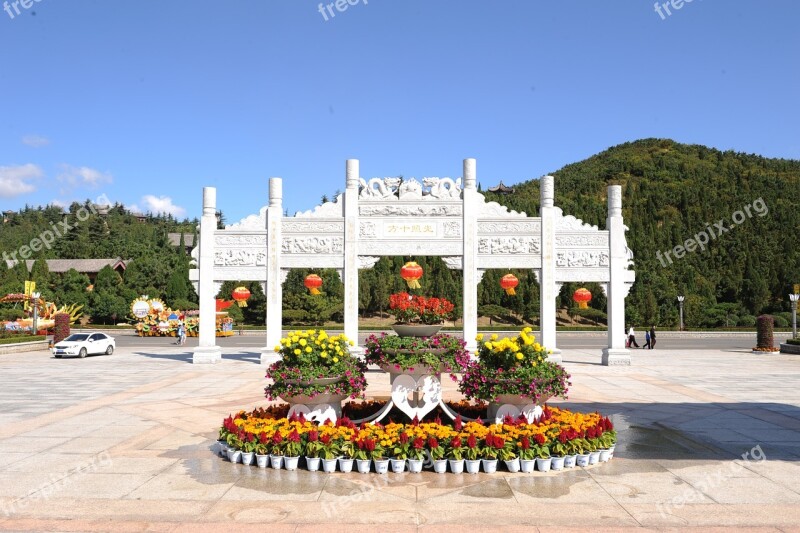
left=0, top=344, right=799, bottom=531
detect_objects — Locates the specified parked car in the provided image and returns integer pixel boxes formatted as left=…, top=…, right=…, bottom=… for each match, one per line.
left=52, top=333, right=115, bottom=358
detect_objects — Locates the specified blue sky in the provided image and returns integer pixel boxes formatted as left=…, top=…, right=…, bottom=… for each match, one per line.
left=0, top=1, right=797, bottom=224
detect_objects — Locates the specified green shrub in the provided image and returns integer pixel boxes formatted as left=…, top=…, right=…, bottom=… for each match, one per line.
left=738, top=315, right=757, bottom=327
left=773, top=316, right=789, bottom=328
left=0, top=335, right=46, bottom=345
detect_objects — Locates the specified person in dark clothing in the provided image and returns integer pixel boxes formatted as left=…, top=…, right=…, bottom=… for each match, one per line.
left=644, top=329, right=651, bottom=349
left=627, top=325, right=640, bottom=348
left=649, top=326, right=656, bottom=349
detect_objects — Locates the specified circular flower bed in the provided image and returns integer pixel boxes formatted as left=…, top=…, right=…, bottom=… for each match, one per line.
left=265, top=329, right=367, bottom=401
left=459, top=328, right=571, bottom=404
left=364, top=332, right=470, bottom=375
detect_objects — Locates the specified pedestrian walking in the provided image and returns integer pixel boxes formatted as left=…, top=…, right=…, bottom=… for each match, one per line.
left=178, top=322, right=186, bottom=346
left=649, top=325, right=656, bottom=349
left=644, top=329, right=651, bottom=349
left=627, top=325, right=640, bottom=348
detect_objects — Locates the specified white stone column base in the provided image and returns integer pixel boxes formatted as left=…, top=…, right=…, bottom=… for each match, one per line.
left=260, top=348, right=280, bottom=365
left=193, top=346, right=222, bottom=364
left=601, top=348, right=631, bottom=366
left=546, top=349, right=562, bottom=364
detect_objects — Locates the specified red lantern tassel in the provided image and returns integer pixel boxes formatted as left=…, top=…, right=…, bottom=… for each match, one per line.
left=237, top=300, right=247, bottom=307
left=406, top=279, right=421, bottom=289
left=309, top=287, right=321, bottom=296
left=504, top=287, right=516, bottom=296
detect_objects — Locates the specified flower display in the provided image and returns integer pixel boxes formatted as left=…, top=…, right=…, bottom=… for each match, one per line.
left=459, top=328, right=571, bottom=404
left=218, top=405, right=616, bottom=472
left=265, top=329, right=368, bottom=401
left=363, top=332, right=470, bottom=374
left=388, top=292, right=454, bottom=325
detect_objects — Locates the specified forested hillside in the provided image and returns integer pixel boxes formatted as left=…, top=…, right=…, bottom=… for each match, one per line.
left=0, top=139, right=797, bottom=329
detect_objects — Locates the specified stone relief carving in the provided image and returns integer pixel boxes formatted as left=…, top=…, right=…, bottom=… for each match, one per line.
left=294, top=195, right=344, bottom=218
left=359, top=241, right=461, bottom=256
left=281, top=237, right=343, bottom=254
left=478, top=237, right=540, bottom=254
left=442, top=256, right=462, bottom=269
left=283, top=221, right=343, bottom=233
left=478, top=221, right=540, bottom=234
left=555, top=250, right=609, bottom=268
left=215, top=234, right=267, bottom=246
left=358, top=256, right=380, bottom=269
left=359, top=204, right=462, bottom=217
left=555, top=234, right=608, bottom=247
left=214, top=249, right=267, bottom=266
left=359, top=177, right=401, bottom=199
left=442, top=221, right=461, bottom=237
left=477, top=195, right=527, bottom=218
left=359, top=222, right=377, bottom=238
left=422, top=177, right=462, bottom=199
left=398, top=178, right=423, bottom=200
left=554, top=207, right=599, bottom=231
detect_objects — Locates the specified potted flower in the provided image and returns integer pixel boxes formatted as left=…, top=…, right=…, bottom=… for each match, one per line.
left=446, top=435, right=465, bottom=474
left=240, top=432, right=257, bottom=466
left=459, top=328, right=571, bottom=421
left=517, top=435, right=536, bottom=473
left=498, top=436, right=520, bottom=473
left=354, top=437, right=374, bottom=474
left=283, top=429, right=303, bottom=471
left=265, top=329, right=368, bottom=405
left=370, top=437, right=389, bottom=474
left=532, top=433, right=551, bottom=472
left=586, top=426, right=602, bottom=465
left=407, top=437, right=426, bottom=473
left=225, top=429, right=244, bottom=464
left=364, top=332, right=470, bottom=375
left=464, top=433, right=481, bottom=474
left=254, top=432, right=270, bottom=468
left=427, top=436, right=447, bottom=474
left=481, top=433, right=504, bottom=473
left=388, top=292, right=454, bottom=337
left=319, top=432, right=340, bottom=473
left=304, top=428, right=323, bottom=471
left=269, top=431, right=284, bottom=469
left=549, top=431, right=568, bottom=471
left=390, top=431, right=410, bottom=473
left=338, top=436, right=356, bottom=473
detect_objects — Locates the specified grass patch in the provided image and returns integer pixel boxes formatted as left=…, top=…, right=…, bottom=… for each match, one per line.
left=0, top=335, right=46, bottom=345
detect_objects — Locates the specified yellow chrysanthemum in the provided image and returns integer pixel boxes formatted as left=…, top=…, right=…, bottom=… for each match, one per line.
left=484, top=342, right=493, bottom=350
left=515, top=352, right=524, bottom=360
left=294, top=349, right=301, bottom=355
left=333, top=357, right=339, bottom=363
left=274, top=345, right=281, bottom=352
left=490, top=333, right=499, bottom=341
left=476, top=333, right=484, bottom=342
left=305, top=346, right=312, bottom=353
left=299, top=339, right=307, bottom=346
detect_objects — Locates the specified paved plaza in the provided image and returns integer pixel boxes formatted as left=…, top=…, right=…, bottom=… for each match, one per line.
left=1, top=343, right=800, bottom=531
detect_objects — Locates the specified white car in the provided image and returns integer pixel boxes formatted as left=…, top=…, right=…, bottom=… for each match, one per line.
left=53, top=333, right=115, bottom=358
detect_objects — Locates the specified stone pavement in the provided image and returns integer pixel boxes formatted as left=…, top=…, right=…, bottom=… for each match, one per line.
left=0, top=344, right=799, bottom=532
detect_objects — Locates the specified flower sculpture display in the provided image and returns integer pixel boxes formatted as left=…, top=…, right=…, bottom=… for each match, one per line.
left=364, top=332, right=470, bottom=374
left=459, top=327, right=571, bottom=404
left=388, top=292, right=454, bottom=325
left=265, top=329, right=367, bottom=402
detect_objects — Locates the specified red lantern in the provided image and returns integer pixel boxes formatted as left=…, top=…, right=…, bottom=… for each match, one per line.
left=232, top=286, right=251, bottom=307
left=304, top=274, right=323, bottom=295
left=400, top=261, right=423, bottom=290
left=573, top=287, right=592, bottom=309
left=500, top=273, right=519, bottom=296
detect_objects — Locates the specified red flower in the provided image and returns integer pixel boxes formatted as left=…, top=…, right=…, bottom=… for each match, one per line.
left=399, top=432, right=409, bottom=445
left=320, top=433, right=331, bottom=445
left=308, top=429, right=319, bottom=442
left=364, top=438, right=376, bottom=452
left=467, top=434, right=477, bottom=449
left=288, top=430, right=301, bottom=443
left=413, top=437, right=425, bottom=450
left=428, top=437, right=439, bottom=449
left=454, top=415, right=463, bottom=431
left=519, top=436, right=531, bottom=450
left=450, top=436, right=462, bottom=449
left=534, top=434, right=546, bottom=445
left=272, top=432, right=283, bottom=445
left=259, top=432, right=269, bottom=444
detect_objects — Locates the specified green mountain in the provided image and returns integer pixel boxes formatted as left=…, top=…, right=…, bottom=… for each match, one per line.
left=483, top=138, right=800, bottom=328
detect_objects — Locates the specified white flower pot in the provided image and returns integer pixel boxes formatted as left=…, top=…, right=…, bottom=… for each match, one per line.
left=481, top=459, right=499, bottom=473
left=255, top=454, right=269, bottom=468
left=270, top=455, right=284, bottom=469
left=321, top=458, right=338, bottom=473
left=407, top=458, right=424, bottom=473
left=520, top=459, right=535, bottom=473
left=564, top=454, right=577, bottom=468
left=356, top=459, right=372, bottom=474
left=608, top=445, right=616, bottom=459
left=599, top=449, right=612, bottom=462
left=576, top=453, right=591, bottom=467
left=305, top=456, right=320, bottom=472
left=465, top=459, right=481, bottom=474
left=536, top=457, right=552, bottom=472
left=448, top=458, right=465, bottom=474
left=373, top=458, right=389, bottom=474
left=504, top=457, right=521, bottom=473
left=226, top=449, right=241, bottom=463
left=589, top=451, right=601, bottom=465
left=550, top=456, right=566, bottom=470
left=338, top=457, right=354, bottom=473
left=284, top=456, right=300, bottom=471
left=433, top=459, right=448, bottom=474
left=390, top=458, right=406, bottom=473
left=240, top=452, right=254, bottom=466
left=217, top=441, right=228, bottom=457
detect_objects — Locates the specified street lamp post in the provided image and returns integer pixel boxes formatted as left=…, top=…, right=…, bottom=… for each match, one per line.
left=31, top=291, right=40, bottom=335
left=677, top=295, right=685, bottom=332
left=790, top=293, right=799, bottom=340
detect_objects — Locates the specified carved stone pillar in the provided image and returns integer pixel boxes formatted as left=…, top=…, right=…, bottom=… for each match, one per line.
left=262, top=178, right=284, bottom=365
left=193, top=187, right=222, bottom=364
left=539, top=176, right=560, bottom=361
left=602, top=185, right=631, bottom=366
left=462, top=158, right=479, bottom=353
left=343, top=160, right=360, bottom=350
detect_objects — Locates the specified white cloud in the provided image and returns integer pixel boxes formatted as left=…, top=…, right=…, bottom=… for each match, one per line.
left=0, top=164, right=41, bottom=198
left=135, top=195, right=186, bottom=217
left=57, top=164, right=113, bottom=188
left=21, top=135, right=50, bottom=148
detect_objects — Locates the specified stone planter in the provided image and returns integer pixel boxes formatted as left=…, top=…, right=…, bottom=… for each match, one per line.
left=780, top=343, right=800, bottom=354
left=391, top=324, right=443, bottom=337
left=284, top=376, right=342, bottom=386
